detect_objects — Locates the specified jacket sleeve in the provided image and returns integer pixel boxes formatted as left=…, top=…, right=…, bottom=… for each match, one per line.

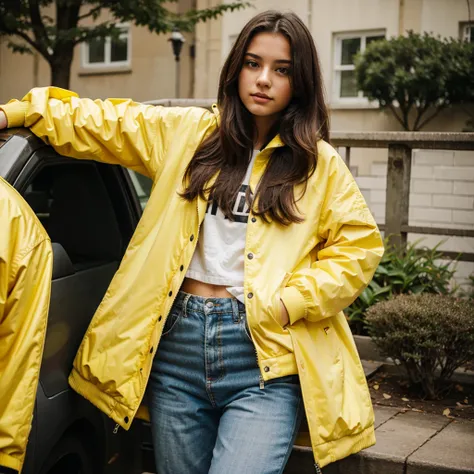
left=0, top=239, right=53, bottom=473
left=0, top=87, right=214, bottom=179
left=280, top=155, right=384, bottom=325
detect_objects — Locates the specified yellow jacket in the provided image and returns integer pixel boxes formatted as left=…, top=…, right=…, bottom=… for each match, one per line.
left=2, top=87, right=384, bottom=469
left=0, top=177, right=53, bottom=473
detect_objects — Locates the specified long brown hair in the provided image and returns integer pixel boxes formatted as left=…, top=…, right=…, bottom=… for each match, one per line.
left=181, top=10, right=329, bottom=225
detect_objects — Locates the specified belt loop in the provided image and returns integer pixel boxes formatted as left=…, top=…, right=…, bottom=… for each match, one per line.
left=183, top=293, right=191, bottom=318
left=231, top=297, right=239, bottom=323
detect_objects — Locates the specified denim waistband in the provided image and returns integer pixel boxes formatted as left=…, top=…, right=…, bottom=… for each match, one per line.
left=173, top=290, right=246, bottom=315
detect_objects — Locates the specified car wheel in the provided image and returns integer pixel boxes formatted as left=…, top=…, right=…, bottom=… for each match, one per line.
left=39, top=435, right=95, bottom=474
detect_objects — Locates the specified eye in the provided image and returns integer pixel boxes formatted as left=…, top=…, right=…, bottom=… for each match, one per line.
left=276, top=67, right=290, bottom=76
left=245, top=60, right=259, bottom=69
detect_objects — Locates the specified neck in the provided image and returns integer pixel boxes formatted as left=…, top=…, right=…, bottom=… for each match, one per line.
left=253, top=115, right=278, bottom=150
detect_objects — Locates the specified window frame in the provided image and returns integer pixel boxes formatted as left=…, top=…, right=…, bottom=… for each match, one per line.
left=81, top=23, right=131, bottom=69
left=332, top=29, right=386, bottom=108
left=461, top=23, right=474, bottom=42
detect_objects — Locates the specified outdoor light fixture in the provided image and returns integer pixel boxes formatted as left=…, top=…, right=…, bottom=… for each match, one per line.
left=169, top=28, right=185, bottom=98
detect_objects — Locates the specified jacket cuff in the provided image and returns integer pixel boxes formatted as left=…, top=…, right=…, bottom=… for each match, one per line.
left=0, top=453, right=21, bottom=473
left=280, top=286, right=307, bottom=325
left=0, top=101, right=29, bottom=128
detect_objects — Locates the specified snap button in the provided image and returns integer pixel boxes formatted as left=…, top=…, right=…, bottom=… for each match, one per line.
left=251, top=217, right=257, bottom=223
left=264, top=366, right=270, bottom=372
left=158, top=316, right=162, bottom=322
left=247, top=292, right=253, bottom=299
left=180, top=265, right=184, bottom=271
left=190, top=235, right=194, bottom=242
left=124, top=416, right=129, bottom=423
left=247, top=253, right=254, bottom=260
left=206, top=301, right=214, bottom=308
left=149, top=347, right=154, bottom=354
left=169, top=291, right=173, bottom=297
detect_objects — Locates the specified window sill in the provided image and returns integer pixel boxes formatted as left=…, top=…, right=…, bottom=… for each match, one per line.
left=329, top=100, right=380, bottom=110
left=78, top=65, right=132, bottom=77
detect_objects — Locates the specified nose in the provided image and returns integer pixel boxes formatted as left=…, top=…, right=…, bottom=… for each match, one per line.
left=256, top=67, right=271, bottom=88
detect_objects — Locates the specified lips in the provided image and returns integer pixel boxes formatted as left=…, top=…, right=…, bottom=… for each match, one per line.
left=251, top=93, right=272, bottom=99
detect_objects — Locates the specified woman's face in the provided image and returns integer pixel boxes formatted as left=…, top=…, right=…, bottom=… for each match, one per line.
left=238, top=32, right=293, bottom=122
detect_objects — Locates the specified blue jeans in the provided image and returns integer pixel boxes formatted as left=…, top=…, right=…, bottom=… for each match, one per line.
left=148, top=291, right=303, bottom=474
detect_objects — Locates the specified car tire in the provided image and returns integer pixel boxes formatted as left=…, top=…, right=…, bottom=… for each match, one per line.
left=39, top=435, right=95, bottom=474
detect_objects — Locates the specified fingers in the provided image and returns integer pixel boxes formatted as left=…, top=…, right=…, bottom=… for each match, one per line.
left=0, top=110, right=7, bottom=130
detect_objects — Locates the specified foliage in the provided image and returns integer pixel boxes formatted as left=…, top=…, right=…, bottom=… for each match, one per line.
left=355, top=31, right=474, bottom=130
left=0, top=0, right=248, bottom=88
left=366, top=294, right=474, bottom=399
left=458, top=274, right=474, bottom=300
left=346, top=240, right=457, bottom=334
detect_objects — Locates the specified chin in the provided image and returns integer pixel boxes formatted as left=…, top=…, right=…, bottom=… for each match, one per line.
left=245, top=102, right=277, bottom=117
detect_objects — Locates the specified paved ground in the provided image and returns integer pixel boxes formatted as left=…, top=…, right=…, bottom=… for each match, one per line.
left=284, top=406, right=474, bottom=474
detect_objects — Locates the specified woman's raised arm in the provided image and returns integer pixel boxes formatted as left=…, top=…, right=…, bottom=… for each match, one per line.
left=0, top=87, right=215, bottom=180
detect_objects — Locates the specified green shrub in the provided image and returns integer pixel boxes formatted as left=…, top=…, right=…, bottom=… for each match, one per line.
left=458, top=274, right=474, bottom=300
left=366, top=294, right=474, bottom=399
left=346, top=240, right=457, bottom=334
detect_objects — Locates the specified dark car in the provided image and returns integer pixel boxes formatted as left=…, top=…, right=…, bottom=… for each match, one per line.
left=0, top=128, right=155, bottom=474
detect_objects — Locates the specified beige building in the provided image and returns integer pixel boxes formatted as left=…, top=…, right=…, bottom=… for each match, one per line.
left=196, top=0, right=473, bottom=135
left=0, top=0, right=196, bottom=103
left=1, top=0, right=472, bottom=129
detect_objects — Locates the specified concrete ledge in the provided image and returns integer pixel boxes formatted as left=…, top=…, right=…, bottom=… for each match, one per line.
left=284, top=408, right=474, bottom=474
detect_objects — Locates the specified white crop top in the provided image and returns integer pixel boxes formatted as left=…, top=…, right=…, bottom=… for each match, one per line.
left=185, top=150, right=258, bottom=303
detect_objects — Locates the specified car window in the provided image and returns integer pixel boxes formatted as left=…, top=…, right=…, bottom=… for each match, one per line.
left=24, top=162, right=123, bottom=268
left=128, top=170, right=152, bottom=209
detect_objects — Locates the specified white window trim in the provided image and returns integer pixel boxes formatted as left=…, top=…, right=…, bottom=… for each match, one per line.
left=331, top=30, right=386, bottom=109
left=462, top=23, right=473, bottom=42
left=81, top=24, right=131, bottom=69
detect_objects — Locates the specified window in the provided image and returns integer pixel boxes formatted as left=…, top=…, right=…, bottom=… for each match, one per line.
left=333, top=31, right=385, bottom=104
left=23, top=163, right=124, bottom=266
left=128, top=170, right=152, bottom=210
left=82, top=24, right=131, bottom=68
left=462, top=23, right=474, bottom=43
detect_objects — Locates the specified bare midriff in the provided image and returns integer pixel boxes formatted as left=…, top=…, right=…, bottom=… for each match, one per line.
left=180, top=277, right=234, bottom=298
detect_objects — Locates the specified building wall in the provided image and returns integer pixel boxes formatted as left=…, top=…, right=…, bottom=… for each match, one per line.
left=355, top=149, right=474, bottom=286
left=0, top=0, right=195, bottom=103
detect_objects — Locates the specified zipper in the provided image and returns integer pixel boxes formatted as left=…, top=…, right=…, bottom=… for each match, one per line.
left=314, top=462, right=322, bottom=474
left=113, top=424, right=119, bottom=434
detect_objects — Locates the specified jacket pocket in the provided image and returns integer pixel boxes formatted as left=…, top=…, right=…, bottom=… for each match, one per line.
left=270, top=272, right=294, bottom=328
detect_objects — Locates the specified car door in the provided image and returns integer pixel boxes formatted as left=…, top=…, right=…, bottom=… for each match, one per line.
left=0, top=129, right=144, bottom=474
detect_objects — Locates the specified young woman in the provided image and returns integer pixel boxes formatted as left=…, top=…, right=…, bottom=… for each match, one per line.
left=0, top=10, right=384, bottom=474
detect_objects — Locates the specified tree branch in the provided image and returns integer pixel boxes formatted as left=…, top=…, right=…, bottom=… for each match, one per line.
left=28, top=0, right=50, bottom=48
left=7, top=29, right=48, bottom=59
left=412, top=103, right=430, bottom=131
left=78, top=5, right=102, bottom=21
left=387, top=103, right=409, bottom=130
left=416, top=106, right=447, bottom=131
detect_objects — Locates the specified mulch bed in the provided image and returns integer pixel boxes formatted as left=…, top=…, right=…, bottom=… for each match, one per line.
left=369, top=368, right=474, bottom=422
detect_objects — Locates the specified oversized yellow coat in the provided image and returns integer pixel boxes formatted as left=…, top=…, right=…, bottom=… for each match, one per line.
left=2, top=87, right=384, bottom=469
left=0, top=177, right=53, bottom=473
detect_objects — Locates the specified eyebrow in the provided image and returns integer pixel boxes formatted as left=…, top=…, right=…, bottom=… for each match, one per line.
left=245, top=52, right=292, bottom=64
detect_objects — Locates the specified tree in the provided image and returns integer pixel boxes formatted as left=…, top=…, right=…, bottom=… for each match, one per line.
left=0, top=0, right=247, bottom=90
left=355, top=31, right=474, bottom=131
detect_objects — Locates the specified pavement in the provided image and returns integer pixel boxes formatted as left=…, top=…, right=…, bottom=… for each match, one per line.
left=284, top=405, right=474, bottom=474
